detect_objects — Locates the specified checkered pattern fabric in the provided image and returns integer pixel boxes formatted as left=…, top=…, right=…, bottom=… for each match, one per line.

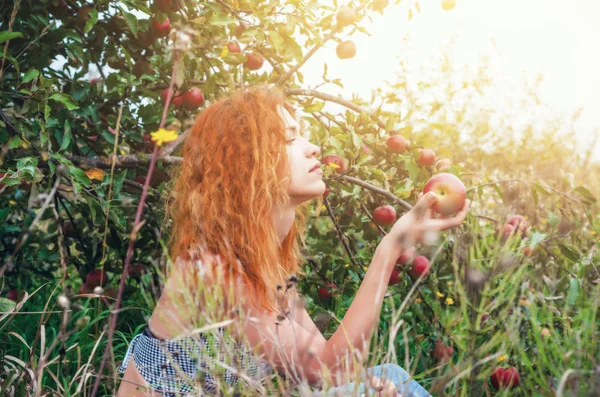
left=118, top=327, right=272, bottom=396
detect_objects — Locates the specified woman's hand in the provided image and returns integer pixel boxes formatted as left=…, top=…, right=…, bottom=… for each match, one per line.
left=385, top=191, right=471, bottom=250
left=367, top=375, right=402, bottom=396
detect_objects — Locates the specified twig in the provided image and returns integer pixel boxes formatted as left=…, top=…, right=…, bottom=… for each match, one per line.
left=284, top=88, right=387, bottom=129
left=323, top=197, right=360, bottom=270
left=338, top=175, right=412, bottom=211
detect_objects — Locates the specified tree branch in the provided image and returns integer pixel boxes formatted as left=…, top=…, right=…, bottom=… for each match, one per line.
left=338, top=175, right=412, bottom=211
left=284, top=88, right=387, bottom=129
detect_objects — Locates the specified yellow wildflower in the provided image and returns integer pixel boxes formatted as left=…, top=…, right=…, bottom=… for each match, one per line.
left=447, top=281, right=453, bottom=286
left=344, top=264, right=350, bottom=268
left=150, top=128, right=178, bottom=146
left=321, top=205, right=327, bottom=211
left=220, top=45, right=229, bottom=57
left=362, top=266, right=368, bottom=272
left=591, top=230, right=597, bottom=236
left=541, top=219, right=547, bottom=224
left=445, top=297, right=454, bottom=305
left=415, top=298, right=422, bottom=303
left=85, top=168, right=105, bottom=181
left=436, top=291, right=444, bottom=298
left=9, top=200, right=16, bottom=205
left=497, top=354, right=508, bottom=362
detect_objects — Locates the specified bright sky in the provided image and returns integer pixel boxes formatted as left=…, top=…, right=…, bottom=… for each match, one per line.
left=300, top=0, right=600, bottom=162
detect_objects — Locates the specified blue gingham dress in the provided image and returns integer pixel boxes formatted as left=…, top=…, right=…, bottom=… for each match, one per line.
left=118, top=326, right=272, bottom=396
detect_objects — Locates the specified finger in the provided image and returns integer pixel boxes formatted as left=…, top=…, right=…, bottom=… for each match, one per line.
left=369, top=376, right=383, bottom=391
left=430, top=199, right=471, bottom=230
left=412, top=191, right=438, bottom=217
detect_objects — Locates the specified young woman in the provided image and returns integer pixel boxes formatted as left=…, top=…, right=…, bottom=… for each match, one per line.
left=117, top=85, right=470, bottom=396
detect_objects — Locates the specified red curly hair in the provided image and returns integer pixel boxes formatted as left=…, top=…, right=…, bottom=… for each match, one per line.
left=165, top=84, right=309, bottom=313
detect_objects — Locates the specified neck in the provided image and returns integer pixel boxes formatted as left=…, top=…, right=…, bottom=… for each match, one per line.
left=271, top=202, right=297, bottom=245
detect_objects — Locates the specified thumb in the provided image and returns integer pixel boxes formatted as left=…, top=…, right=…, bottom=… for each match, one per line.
left=413, top=191, right=437, bottom=213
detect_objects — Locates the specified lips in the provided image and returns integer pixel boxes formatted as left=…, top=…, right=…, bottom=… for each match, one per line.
left=309, top=163, right=322, bottom=172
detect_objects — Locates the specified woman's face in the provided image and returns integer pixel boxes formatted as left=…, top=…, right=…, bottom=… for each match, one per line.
left=278, top=105, right=326, bottom=204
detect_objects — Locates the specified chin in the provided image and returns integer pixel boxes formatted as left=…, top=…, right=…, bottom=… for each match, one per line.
left=289, top=181, right=327, bottom=204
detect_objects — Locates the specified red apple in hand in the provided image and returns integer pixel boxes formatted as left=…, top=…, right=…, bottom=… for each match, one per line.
left=422, top=173, right=467, bottom=216
left=386, top=134, right=410, bottom=153
left=388, top=268, right=402, bottom=286
left=318, top=282, right=338, bottom=300
left=372, top=205, right=396, bottom=226
left=322, top=154, right=346, bottom=174
left=500, top=223, right=516, bottom=238
left=417, top=149, right=436, bottom=167
left=181, top=88, right=204, bottom=110
left=86, top=269, right=109, bottom=288
left=410, top=256, right=430, bottom=279
left=397, top=247, right=417, bottom=266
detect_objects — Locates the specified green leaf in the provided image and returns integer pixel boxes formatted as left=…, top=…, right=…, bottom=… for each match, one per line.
left=44, top=104, right=51, bottom=122
left=405, top=158, right=420, bottom=185
left=8, top=135, right=21, bottom=149
left=84, top=9, right=99, bottom=34
left=567, top=277, right=580, bottom=306
left=572, top=186, right=596, bottom=204
left=208, top=14, right=237, bottom=26
left=69, top=166, right=90, bottom=187
left=112, top=170, right=127, bottom=197
left=49, top=93, right=79, bottom=110
left=119, top=9, right=138, bottom=35
left=528, top=231, right=547, bottom=248
left=59, top=121, right=72, bottom=152
left=267, top=31, right=283, bottom=54
left=558, top=243, right=580, bottom=263
left=0, top=31, right=23, bottom=44
left=283, top=36, right=303, bottom=62
left=22, top=68, right=39, bottom=84
left=0, top=297, right=16, bottom=312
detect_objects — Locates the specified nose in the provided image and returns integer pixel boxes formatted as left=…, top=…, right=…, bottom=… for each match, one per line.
left=307, top=142, right=321, bottom=158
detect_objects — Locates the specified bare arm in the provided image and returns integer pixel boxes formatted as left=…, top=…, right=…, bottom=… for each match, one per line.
left=239, top=236, right=401, bottom=388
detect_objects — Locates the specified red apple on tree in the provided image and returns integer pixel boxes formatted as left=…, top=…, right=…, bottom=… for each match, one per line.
left=442, top=0, right=457, bottom=11
left=422, top=173, right=467, bottom=216
left=86, top=269, right=109, bottom=288
left=433, top=340, right=454, bottom=361
left=386, top=134, right=410, bottom=153
left=181, top=88, right=205, bottom=110
left=490, top=366, right=520, bottom=389
left=397, top=247, right=417, bottom=266
left=160, top=87, right=182, bottom=107
left=336, top=6, right=356, bottom=27
left=322, top=154, right=346, bottom=174
left=410, top=256, right=430, bottom=279
left=388, top=268, right=402, bottom=286
left=435, top=158, right=452, bottom=171
left=417, top=149, right=436, bottom=167
left=336, top=40, right=356, bottom=59
left=78, top=283, right=94, bottom=295
left=507, top=215, right=527, bottom=234
left=372, top=205, right=396, bottom=226
left=318, top=282, right=338, bottom=300
left=244, top=52, right=264, bottom=70
left=7, top=288, right=21, bottom=302
left=151, top=17, right=171, bottom=38
left=323, top=188, right=330, bottom=198
left=226, top=41, right=241, bottom=53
